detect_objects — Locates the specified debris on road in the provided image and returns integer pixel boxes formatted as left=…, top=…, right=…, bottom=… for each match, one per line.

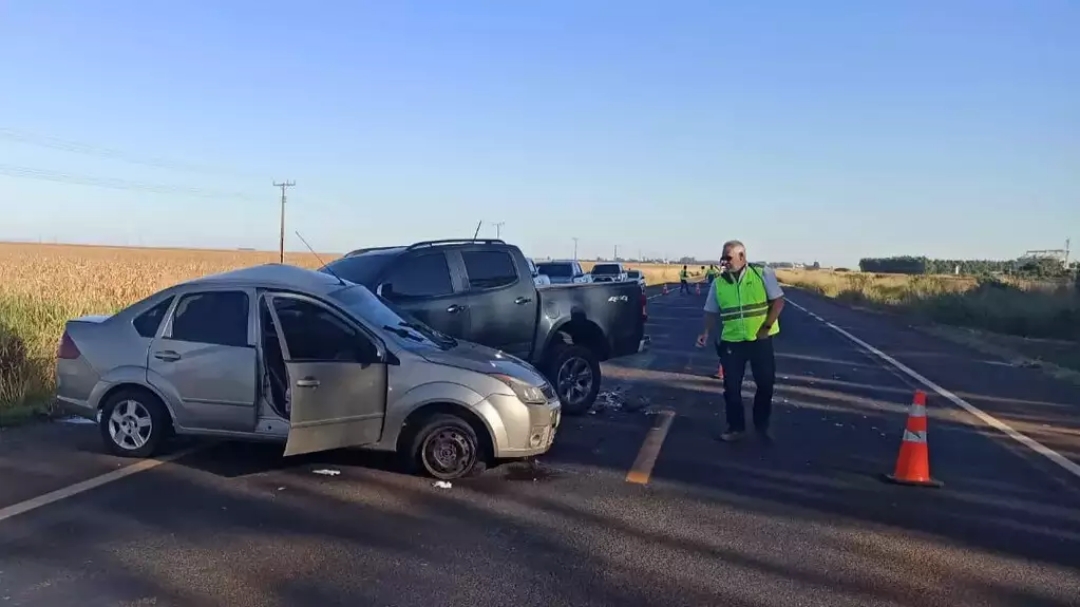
left=433, top=481, right=452, bottom=489
left=55, top=416, right=95, bottom=425
left=594, top=387, right=626, bottom=412
left=312, top=469, right=341, bottom=477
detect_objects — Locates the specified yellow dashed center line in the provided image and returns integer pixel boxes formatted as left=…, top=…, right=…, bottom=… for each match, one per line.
left=625, top=409, right=676, bottom=485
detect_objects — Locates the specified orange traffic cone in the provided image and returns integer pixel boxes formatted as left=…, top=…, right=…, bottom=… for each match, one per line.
left=662, top=284, right=669, bottom=295
left=695, top=282, right=701, bottom=295
left=882, top=390, right=943, bottom=488
left=712, top=363, right=724, bottom=380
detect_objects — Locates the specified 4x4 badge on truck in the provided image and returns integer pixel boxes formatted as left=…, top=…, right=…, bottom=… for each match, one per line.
left=607, top=295, right=629, bottom=302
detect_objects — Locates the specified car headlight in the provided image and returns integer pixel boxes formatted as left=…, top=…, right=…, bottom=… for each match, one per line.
left=491, top=374, right=548, bottom=405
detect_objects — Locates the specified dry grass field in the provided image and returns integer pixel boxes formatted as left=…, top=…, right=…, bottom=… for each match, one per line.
left=776, top=268, right=1079, bottom=345
left=0, top=242, right=689, bottom=417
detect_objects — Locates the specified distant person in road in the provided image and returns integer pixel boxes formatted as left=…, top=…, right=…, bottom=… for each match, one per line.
left=706, top=264, right=719, bottom=285
left=679, top=265, right=690, bottom=294
left=695, top=240, right=785, bottom=443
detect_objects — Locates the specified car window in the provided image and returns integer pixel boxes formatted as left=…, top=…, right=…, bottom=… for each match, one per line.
left=383, top=253, right=453, bottom=298
left=133, top=296, right=174, bottom=338
left=536, top=263, right=571, bottom=278
left=592, top=264, right=621, bottom=274
left=272, top=297, right=377, bottom=363
left=170, top=291, right=249, bottom=347
left=462, top=250, right=518, bottom=290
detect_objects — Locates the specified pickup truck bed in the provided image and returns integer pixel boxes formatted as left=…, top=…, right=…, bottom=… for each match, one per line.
left=321, top=239, right=648, bottom=413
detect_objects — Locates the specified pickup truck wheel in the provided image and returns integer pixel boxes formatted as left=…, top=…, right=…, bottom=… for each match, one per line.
left=406, top=414, right=483, bottom=481
left=548, top=344, right=601, bottom=415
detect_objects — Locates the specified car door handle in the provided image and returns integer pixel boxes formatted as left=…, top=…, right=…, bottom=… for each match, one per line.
left=295, top=377, right=320, bottom=388
left=446, top=304, right=467, bottom=314
left=514, top=296, right=532, bottom=305
left=153, top=350, right=181, bottom=362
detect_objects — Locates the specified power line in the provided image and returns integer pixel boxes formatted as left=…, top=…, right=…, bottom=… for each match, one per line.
left=274, top=181, right=296, bottom=263
left=0, top=163, right=260, bottom=200
left=0, top=127, right=259, bottom=178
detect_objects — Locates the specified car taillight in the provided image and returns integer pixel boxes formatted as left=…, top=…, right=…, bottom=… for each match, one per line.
left=640, top=292, right=648, bottom=319
left=57, top=332, right=81, bottom=360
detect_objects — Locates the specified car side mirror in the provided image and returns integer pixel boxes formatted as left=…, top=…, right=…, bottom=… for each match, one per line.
left=377, top=283, right=395, bottom=298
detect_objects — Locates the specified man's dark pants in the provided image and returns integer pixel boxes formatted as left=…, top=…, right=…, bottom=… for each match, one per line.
left=715, top=337, right=776, bottom=432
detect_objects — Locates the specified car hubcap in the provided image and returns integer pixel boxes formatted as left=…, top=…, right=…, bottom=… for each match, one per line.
left=557, top=357, right=594, bottom=406
left=108, top=400, right=152, bottom=450
left=423, top=428, right=474, bottom=477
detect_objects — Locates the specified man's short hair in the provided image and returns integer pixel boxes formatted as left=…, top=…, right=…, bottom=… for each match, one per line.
left=722, top=240, right=746, bottom=256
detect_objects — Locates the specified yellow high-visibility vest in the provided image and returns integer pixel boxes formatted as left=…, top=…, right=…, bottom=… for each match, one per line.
left=713, top=267, right=780, bottom=342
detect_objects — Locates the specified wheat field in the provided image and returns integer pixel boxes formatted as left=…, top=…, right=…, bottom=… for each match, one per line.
left=0, top=242, right=690, bottom=414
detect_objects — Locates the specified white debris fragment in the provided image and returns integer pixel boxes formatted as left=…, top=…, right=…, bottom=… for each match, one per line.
left=433, top=481, right=452, bottom=489
left=312, top=469, right=341, bottom=476
left=834, top=423, right=843, bottom=427
left=55, top=415, right=96, bottom=425
left=595, top=387, right=626, bottom=412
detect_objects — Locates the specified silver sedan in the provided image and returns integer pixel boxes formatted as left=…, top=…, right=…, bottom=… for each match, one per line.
left=55, top=264, right=561, bottom=480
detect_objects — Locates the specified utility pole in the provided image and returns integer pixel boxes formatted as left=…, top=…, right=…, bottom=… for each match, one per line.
left=273, top=181, right=296, bottom=263
left=572, top=237, right=579, bottom=261
left=493, top=221, right=505, bottom=239
left=613, top=245, right=618, bottom=261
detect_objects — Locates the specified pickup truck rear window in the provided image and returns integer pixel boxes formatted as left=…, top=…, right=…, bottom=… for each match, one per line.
left=536, top=263, right=572, bottom=277
left=592, top=264, right=621, bottom=274
left=462, top=250, right=518, bottom=290
left=385, top=253, right=454, bottom=298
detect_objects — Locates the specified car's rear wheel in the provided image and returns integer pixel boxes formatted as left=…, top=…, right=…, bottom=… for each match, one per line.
left=405, top=414, right=484, bottom=480
left=99, top=388, right=171, bottom=458
left=546, top=343, right=601, bottom=416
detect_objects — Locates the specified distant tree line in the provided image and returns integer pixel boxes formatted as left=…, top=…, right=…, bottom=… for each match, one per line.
left=858, top=255, right=1076, bottom=279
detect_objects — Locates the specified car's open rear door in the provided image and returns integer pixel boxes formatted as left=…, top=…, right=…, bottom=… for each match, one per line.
left=283, top=361, right=387, bottom=457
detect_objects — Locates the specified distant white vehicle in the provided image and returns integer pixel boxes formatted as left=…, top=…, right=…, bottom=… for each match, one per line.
left=536, top=260, right=591, bottom=285
left=527, top=258, right=552, bottom=287
left=625, top=269, right=646, bottom=292
left=590, top=263, right=628, bottom=283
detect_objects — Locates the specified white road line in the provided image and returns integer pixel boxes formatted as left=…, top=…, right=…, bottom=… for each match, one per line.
left=0, top=446, right=201, bottom=523
left=786, top=299, right=1080, bottom=480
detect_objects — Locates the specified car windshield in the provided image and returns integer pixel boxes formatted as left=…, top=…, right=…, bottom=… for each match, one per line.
left=536, top=263, right=572, bottom=277
left=328, top=284, right=456, bottom=350
left=319, top=249, right=402, bottom=286
left=592, top=264, right=621, bottom=274
left=627, top=270, right=641, bottom=278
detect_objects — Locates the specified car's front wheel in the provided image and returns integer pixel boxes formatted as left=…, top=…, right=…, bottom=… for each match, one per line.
left=405, top=414, right=485, bottom=480
left=99, top=388, right=171, bottom=458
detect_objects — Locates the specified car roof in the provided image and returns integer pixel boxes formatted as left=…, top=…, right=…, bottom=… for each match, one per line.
left=184, top=263, right=348, bottom=295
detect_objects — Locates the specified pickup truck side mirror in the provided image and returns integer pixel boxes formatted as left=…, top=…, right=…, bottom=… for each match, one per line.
left=376, top=283, right=395, bottom=298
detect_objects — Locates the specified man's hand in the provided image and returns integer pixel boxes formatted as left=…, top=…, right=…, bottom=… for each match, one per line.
left=755, top=325, right=771, bottom=340
left=695, top=333, right=708, bottom=348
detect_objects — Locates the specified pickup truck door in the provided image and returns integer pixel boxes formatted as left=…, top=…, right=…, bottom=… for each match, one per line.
left=449, top=247, right=538, bottom=359
left=375, top=251, right=471, bottom=340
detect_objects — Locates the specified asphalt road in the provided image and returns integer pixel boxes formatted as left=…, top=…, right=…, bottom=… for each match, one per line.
left=1, top=284, right=1079, bottom=607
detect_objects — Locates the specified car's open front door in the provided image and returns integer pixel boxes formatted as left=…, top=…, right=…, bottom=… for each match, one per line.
left=283, top=361, right=387, bottom=457
left=264, top=292, right=389, bottom=457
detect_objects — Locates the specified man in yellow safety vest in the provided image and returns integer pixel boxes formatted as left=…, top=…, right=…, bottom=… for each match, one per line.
left=695, top=240, right=785, bottom=442
left=679, top=265, right=690, bottom=294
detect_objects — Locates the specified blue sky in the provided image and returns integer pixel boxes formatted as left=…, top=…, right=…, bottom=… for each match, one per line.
left=1, top=1, right=1076, bottom=266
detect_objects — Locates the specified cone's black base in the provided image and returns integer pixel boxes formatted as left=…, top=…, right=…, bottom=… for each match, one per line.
left=881, top=472, right=944, bottom=489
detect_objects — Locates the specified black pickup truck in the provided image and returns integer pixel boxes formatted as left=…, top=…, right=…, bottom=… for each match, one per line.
left=320, top=239, right=649, bottom=414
